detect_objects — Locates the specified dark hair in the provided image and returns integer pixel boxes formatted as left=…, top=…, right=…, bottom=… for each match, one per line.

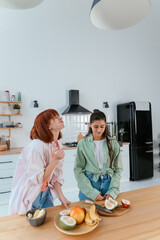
left=86, top=109, right=115, bottom=168
left=30, top=109, right=62, bottom=143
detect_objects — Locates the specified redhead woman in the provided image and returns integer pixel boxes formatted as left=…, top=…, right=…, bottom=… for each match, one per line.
left=8, top=109, right=71, bottom=215
left=74, top=109, right=123, bottom=201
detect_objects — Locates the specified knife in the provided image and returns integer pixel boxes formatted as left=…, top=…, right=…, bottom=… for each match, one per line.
left=85, top=200, right=114, bottom=214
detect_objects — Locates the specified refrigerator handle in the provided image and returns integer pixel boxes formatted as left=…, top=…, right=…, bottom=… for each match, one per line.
left=145, top=150, right=153, bottom=153
left=135, top=113, right=137, bottom=135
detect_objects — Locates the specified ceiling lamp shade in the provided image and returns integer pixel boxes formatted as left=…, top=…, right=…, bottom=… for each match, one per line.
left=90, top=0, right=151, bottom=30
left=0, top=0, right=44, bottom=9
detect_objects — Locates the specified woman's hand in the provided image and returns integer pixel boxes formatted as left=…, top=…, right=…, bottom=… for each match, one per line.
left=59, top=194, right=71, bottom=208
left=95, top=193, right=104, bottom=201
left=52, top=147, right=65, bottom=165
left=104, top=194, right=113, bottom=200
left=43, top=145, right=65, bottom=182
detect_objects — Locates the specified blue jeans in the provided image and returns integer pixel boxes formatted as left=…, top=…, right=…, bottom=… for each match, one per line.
left=79, top=173, right=111, bottom=201
left=32, top=188, right=54, bottom=209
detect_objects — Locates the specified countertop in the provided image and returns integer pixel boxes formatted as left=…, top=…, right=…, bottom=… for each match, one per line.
left=1, top=185, right=160, bottom=240
left=0, top=142, right=130, bottom=155
left=0, top=145, right=76, bottom=155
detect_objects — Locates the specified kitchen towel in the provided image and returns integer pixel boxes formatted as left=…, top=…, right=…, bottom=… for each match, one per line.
left=135, top=102, right=150, bottom=111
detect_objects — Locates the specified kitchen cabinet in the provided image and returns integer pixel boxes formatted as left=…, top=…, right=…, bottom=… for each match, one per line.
left=62, top=149, right=77, bottom=191
left=120, top=144, right=130, bottom=182
left=0, top=101, right=22, bottom=137
left=0, top=154, right=19, bottom=216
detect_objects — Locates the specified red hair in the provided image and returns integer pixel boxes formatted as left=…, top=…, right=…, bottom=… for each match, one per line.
left=30, top=109, right=62, bottom=143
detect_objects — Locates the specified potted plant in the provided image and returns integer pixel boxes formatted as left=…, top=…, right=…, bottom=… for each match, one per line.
left=13, top=104, right=21, bottom=114
left=119, top=128, right=127, bottom=143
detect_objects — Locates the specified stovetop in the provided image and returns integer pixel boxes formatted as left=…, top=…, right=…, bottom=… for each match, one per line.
left=64, top=142, right=78, bottom=147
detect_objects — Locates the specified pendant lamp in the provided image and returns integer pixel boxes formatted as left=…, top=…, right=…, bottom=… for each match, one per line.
left=0, top=0, right=44, bottom=9
left=90, top=0, right=151, bottom=30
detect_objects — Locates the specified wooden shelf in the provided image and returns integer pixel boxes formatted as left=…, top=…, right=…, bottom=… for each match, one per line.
left=0, top=127, right=22, bottom=129
left=0, top=101, right=22, bottom=103
left=0, top=114, right=22, bottom=116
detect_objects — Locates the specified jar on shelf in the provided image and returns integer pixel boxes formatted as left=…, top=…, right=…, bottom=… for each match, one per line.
left=18, top=92, right=21, bottom=101
left=11, top=95, right=16, bottom=101
left=2, top=90, right=10, bottom=101
left=6, top=138, right=10, bottom=149
left=0, top=135, right=7, bottom=145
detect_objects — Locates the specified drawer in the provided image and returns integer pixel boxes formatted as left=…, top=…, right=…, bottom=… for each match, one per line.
left=0, top=155, right=18, bottom=170
left=0, top=168, right=15, bottom=178
left=0, top=160, right=16, bottom=170
left=0, top=177, right=12, bottom=193
left=120, top=145, right=129, bottom=157
left=0, top=192, right=10, bottom=205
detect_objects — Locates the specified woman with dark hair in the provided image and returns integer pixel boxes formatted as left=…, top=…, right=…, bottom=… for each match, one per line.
left=8, top=109, right=70, bottom=215
left=74, top=109, right=123, bottom=201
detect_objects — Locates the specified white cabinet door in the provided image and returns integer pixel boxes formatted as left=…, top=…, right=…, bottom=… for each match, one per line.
left=62, top=149, right=78, bottom=193
left=120, top=145, right=130, bottom=182
left=0, top=155, right=19, bottom=194
left=0, top=154, right=19, bottom=216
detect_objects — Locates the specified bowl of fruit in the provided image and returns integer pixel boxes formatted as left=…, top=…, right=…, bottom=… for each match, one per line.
left=26, top=208, right=47, bottom=226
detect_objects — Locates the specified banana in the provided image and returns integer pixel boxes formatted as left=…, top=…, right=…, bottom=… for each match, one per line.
left=33, top=209, right=40, bottom=218
left=27, top=213, right=33, bottom=218
left=88, top=205, right=101, bottom=221
left=85, top=212, right=98, bottom=226
left=37, top=209, right=45, bottom=218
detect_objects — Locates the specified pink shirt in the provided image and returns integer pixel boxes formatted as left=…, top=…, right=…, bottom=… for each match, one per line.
left=8, top=139, right=64, bottom=215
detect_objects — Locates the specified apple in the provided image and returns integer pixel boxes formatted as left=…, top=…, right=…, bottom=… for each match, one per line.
left=121, top=199, right=130, bottom=208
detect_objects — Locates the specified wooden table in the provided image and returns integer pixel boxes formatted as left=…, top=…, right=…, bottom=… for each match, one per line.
left=1, top=185, right=160, bottom=240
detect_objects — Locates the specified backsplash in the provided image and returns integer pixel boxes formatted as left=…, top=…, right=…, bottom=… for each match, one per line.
left=61, top=114, right=90, bottom=143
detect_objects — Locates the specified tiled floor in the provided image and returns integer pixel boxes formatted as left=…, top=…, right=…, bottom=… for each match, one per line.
left=1, top=159, right=160, bottom=217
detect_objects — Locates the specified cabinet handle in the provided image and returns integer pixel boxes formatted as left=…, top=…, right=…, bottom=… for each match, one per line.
left=0, top=161, right=13, bottom=164
left=0, top=191, right=11, bottom=194
left=0, top=176, right=13, bottom=179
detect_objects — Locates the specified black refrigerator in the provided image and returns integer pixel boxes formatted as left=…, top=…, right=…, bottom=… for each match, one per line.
left=117, top=102, right=153, bottom=181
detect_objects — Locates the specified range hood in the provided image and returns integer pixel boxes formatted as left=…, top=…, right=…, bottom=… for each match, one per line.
left=62, top=90, right=91, bottom=115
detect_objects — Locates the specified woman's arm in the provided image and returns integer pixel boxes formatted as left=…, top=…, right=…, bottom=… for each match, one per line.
left=54, top=181, right=71, bottom=208
left=74, top=143, right=100, bottom=201
left=105, top=143, right=123, bottom=199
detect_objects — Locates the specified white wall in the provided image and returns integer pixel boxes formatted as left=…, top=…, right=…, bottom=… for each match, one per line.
left=0, top=0, right=160, bottom=150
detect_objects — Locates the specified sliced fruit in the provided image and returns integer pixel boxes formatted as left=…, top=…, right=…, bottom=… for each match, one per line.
left=121, top=199, right=130, bottom=208
left=59, top=216, right=76, bottom=230
left=59, top=209, right=71, bottom=217
left=88, top=205, right=101, bottom=221
left=85, top=212, right=98, bottom=226
left=108, top=197, right=118, bottom=207
left=105, top=197, right=118, bottom=210
left=105, top=200, right=115, bottom=210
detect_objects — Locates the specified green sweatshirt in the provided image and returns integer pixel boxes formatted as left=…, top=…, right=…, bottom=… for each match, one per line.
left=74, top=134, right=123, bottom=200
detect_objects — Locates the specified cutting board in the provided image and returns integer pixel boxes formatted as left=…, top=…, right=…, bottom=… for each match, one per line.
left=89, top=200, right=131, bottom=217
